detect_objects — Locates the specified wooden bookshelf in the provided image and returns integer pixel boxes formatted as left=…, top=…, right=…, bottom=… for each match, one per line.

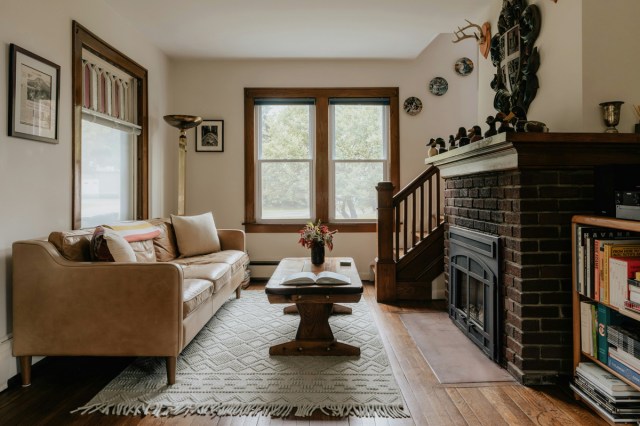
left=572, top=215, right=640, bottom=425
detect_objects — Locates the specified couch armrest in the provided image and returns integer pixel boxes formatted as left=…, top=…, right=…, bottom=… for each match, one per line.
left=217, top=229, right=246, bottom=252
left=12, top=240, right=184, bottom=358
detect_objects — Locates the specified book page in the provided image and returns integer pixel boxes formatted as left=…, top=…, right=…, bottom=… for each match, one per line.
left=280, top=272, right=316, bottom=286
left=315, top=271, right=351, bottom=285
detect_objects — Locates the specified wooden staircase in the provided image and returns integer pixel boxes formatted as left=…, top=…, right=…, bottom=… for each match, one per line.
left=375, top=165, right=445, bottom=302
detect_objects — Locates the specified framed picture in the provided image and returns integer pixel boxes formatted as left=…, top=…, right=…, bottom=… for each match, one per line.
left=8, top=44, right=60, bottom=144
left=196, top=120, right=224, bottom=152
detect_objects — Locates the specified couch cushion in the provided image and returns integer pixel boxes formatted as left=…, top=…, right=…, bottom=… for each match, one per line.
left=149, top=218, right=179, bottom=262
left=171, top=212, right=221, bottom=257
left=129, top=239, right=157, bottom=263
left=179, top=263, right=231, bottom=293
left=91, top=226, right=137, bottom=262
left=174, top=251, right=249, bottom=274
left=49, top=229, right=94, bottom=261
left=183, top=279, right=214, bottom=318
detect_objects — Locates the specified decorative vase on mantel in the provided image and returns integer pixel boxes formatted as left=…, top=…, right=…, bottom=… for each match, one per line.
left=310, top=242, right=325, bottom=265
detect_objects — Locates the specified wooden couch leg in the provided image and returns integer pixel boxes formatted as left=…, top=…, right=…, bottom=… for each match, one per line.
left=19, top=356, right=32, bottom=387
left=236, top=286, right=241, bottom=299
left=166, top=356, right=176, bottom=385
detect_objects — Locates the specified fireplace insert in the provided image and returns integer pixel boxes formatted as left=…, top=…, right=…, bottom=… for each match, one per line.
left=448, top=226, right=501, bottom=362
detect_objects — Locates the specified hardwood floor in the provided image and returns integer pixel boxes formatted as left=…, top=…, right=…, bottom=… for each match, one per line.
left=0, top=283, right=605, bottom=425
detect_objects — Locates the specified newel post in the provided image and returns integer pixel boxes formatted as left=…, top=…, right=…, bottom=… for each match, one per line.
left=376, top=181, right=396, bottom=302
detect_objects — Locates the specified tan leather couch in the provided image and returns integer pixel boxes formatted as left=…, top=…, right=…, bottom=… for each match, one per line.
left=12, top=218, right=249, bottom=386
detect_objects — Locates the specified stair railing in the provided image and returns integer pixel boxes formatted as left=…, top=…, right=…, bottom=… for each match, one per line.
left=375, top=165, right=441, bottom=302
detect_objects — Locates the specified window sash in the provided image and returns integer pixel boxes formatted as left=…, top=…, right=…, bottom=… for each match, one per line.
left=256, top=159, right=314, bottom=223
left=329, top=103, right=389, bottom=222
left=255, top=103, right=315, bottom=223
left=80, top=119, right=136, bottom=228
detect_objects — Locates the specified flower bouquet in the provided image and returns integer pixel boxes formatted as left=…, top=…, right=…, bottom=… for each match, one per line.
left=298, top=220, right=337, bottom=264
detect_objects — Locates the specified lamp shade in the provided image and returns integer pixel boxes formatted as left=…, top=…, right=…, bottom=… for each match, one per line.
left=163, top=115, right=202, bottom=130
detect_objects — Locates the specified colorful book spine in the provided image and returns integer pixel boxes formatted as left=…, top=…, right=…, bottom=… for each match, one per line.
left=598, top=304, right=622, bottom=364
left=609, top=257, right=640, bottom=310
left=609, top=355, right=640, bottom=388
left=603, top=243, right=640, bottom=304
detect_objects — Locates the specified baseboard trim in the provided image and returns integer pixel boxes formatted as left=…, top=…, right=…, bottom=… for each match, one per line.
left=0, top=337, right=17, bottom=392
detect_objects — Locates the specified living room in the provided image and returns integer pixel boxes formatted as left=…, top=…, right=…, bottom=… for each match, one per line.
left=2, top=0, right=640, bottom=424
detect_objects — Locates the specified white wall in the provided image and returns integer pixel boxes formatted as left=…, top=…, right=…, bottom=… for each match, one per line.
left=582, top=0, right=640, bottom=133
left=171, top=34, right=477, bottom=278
left=0, top=0, right=171, bottom=388
left=477, top=0, right=640, bottom=133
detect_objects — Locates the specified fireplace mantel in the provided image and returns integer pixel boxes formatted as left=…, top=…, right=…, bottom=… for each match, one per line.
left=425, top=132, right=640, bottom=178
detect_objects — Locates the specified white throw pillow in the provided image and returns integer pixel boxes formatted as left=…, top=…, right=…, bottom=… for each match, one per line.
left=104, top=228, right=137, bottom=262
left=171, top=212, right=221, bottom=257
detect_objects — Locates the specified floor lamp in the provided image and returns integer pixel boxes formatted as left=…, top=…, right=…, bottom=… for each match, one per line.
left=163, top=115, right=203, bottom=215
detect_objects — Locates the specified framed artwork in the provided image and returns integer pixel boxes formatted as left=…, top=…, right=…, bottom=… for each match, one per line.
left=8, top=44, right=60, bottom=144
left=196, top=120, right=224, bottom=152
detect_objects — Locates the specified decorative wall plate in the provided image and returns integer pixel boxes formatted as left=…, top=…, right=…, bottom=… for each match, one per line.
left=455, top=57, right=474, bottom=76
left=428, top=77, right=448, bottom=96
left=403, top=97, right=423, bottom=115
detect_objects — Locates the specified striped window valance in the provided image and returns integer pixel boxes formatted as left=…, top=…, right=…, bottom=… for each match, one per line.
left=81, top=50, right=139, bottom=132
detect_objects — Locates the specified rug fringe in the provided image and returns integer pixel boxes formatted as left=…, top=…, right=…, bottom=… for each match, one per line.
left=71, top=402, right=409, bottom=418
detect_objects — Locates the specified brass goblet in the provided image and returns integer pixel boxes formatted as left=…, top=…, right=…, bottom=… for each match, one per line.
left=599, top=101, right=624, bottom=133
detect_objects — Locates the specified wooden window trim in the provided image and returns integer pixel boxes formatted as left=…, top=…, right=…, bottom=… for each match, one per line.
left=71, top=21, right=149, bottom=229
left=244, top=87, right=399, bottom=233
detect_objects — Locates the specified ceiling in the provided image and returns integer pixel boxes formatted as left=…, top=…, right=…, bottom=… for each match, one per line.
left=103, top=0, right=489, bottom=59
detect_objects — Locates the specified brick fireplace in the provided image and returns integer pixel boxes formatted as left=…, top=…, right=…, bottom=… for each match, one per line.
left=426, top=132, right=640, bottom=385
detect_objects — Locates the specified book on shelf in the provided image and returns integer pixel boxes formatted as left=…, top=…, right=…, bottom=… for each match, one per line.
left=608, top=325, right=640, bottom=359
left=610, top=347, right=640, bottom=375
left=581, top=301, right=596, bottom=356
left=598, top=304, right=624, bottom=364
left=570, top=383, right=640, bottom=423
left=601, top=242, right=640, bottom=304
left=279, top=271, right=351, bottom=286
left=625, top=300, right=640, bottom=315
left=573, top=376, right=640, bottom=417
left=574, top=375, right=640, bottom=404
left=609, top=257, right=640, bottom=309
left=629, top=278, right=640, bottom=304
left=575, top=225, right=637, bottom=297
left=609, top=355, right=640, bottom=388
left=577, top=362, right=638, bottom=395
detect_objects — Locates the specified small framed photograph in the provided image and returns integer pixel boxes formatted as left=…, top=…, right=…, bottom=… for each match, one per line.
left=196, top=120, right=224, bottom=152
left=8, top=44, right=60, bottom=144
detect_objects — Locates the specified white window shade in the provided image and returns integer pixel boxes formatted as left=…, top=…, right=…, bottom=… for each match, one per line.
left=82, top=107, right=141, bottom=135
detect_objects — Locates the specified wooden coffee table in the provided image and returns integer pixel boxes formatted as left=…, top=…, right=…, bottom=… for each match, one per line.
left=265, top=257, right=363, bottom=356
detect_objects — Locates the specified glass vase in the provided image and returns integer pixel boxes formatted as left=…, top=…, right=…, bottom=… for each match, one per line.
left=310, top=242, right=325, bottom=265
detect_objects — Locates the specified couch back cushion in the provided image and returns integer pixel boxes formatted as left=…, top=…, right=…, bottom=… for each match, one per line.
left=149, top=218, right=179, bottom=262
left=49, top=229, right=94, bottom=261
left=49, top=225, right=158, bottom=263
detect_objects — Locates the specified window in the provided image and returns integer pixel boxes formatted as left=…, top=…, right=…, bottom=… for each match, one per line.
left=72, top=21, right=148, bottom=229
left=256, top=99, right=315, bottom=221
left=245, top=88, right=399, bottom=233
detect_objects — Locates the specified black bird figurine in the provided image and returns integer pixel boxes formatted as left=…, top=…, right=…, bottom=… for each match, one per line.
left=484, top=116, right=497, bottom=137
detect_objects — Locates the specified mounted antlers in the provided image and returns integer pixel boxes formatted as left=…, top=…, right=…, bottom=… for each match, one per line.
left=452, top=20, right=485, bottom=44
left=452, top=20, right=492, bottom=59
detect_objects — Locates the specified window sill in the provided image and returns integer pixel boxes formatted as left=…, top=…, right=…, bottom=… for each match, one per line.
left=243, top=222, right=376, bottom=233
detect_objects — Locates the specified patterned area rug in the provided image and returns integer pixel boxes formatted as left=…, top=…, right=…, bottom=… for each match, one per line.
left=75, top=291, right=408, bottom=418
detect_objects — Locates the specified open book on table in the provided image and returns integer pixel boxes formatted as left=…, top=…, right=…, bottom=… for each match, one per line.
left=280, top=271, right=351, bottom=286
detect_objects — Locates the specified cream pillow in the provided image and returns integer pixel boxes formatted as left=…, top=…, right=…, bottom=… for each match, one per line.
left=171, top=212, right=221, bottom=257
left=103, top=228, right=137, bottom=262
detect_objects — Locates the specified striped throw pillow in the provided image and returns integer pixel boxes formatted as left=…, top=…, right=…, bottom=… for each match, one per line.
left=104, top=221, right=161, bottom=242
